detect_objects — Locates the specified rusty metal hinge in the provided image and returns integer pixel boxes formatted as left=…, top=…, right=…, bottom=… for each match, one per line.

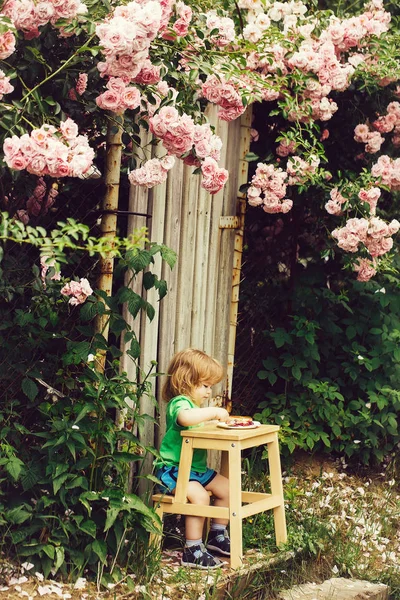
left=219, top=216, right=240, bottom=229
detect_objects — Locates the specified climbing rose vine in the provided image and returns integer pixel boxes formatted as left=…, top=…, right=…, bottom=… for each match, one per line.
left=0, top=0, right=398, bottom=280
left=3, top=119, right=94, bottom=178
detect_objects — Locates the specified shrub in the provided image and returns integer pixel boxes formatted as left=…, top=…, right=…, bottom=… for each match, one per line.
left=254, top=268, right=400, bottom=463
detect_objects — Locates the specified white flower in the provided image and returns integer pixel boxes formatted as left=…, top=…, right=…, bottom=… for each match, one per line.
left=365, top=403, right=371, bottom=409
left=332, top=565, right=339, bottom=574
left=87, top=353, right=95, bottom=362
left=375, top=287, right=386, bottom=294
left=353, top=440, right=361, bottom=444
left=357, top=355, right=364, bottom=360
left=71, top=424, right=80, bottom=430
left=21, top=562, right=34, bottom=571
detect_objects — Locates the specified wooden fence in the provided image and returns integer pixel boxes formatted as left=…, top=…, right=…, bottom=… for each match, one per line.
left=120, top=106, right=252, bottom=482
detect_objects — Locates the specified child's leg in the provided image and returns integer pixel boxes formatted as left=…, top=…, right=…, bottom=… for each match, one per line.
left=185, top=481, right=210, bottom=539
left=205, top=473, right=229, bottom=525
left=181, top=481, right=221, bottom=569
left=205, top=474, right=231, bottom=556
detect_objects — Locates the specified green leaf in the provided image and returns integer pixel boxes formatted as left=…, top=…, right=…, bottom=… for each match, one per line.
left=292, top=366, right=301, bottom=381
left=112, top=452, right=144, bottom=463
left=160, top=246, right=177, bottom=269
left=11, top=524, right=42, bottom=545
left=257, top=370, right=269, bottom=380
left=53, top=473, right=70, bottom=494
left=306, top=435, right=315, bottom=450
left=146, top=302, right=155, bottom=321
left=245, top=152, right=259, bottom=162
left=80, top=301, right=98, bottom=321
left=156, top=279, right=168, bottom=299
left=21, top=378, right=38, bottom=401
left=5, top=456, right=24, bottom=481
left=128, top=338, right=141, bottom=359
left=80, top=520, right=97, bottom=538
left=5, top=506, right=31, bottom=525
left=268, top=372, right=278, bottom=386
left=127, top=291, right=143, bottom=318
left=65, top=476, right=88, bottom=491
left=143, top=271, right=155, bottom=290
left=129, top=249, right=153, bottom=272
left=43, top=544, right=55, bottom=559
left=54, top=547, right=65, bottom=573
left=345, top=326, right=357, bottom=340
left=92, top=539, right=107, bottom=564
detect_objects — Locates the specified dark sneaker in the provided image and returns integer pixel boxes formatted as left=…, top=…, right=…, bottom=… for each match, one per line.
left=206, top=529, right=231, bottom=556
left=181, top=543, right=222, bottom=569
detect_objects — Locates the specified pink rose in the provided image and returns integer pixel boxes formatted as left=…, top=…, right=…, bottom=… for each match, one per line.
left=173, top=18, right=189, bottom=37
left=388, top=219, right=400, bottom=235
left=96, top=90, right=123, bottom=112
left=60, top=118, right=79, bottom=140
left=27, top=155, right=48, bottom=175
left=201, top=157, right=218, bottom=178
left=353, top=258, right=377, bottom=282
left=7, top=153, right=29, bottom=171
left=201, top=167, right=229, bottom=194
left=123, top=87, right=141, bottom=110
left=3, top=136, right=21, bottom=158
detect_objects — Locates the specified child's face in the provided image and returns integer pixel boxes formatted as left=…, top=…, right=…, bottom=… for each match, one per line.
left=192, top=381, right=213, bottom=405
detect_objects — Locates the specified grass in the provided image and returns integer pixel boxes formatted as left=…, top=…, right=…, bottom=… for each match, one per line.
left=130, top=451, right=400, bottom=600
left=4, top=451, right=398, bottom=600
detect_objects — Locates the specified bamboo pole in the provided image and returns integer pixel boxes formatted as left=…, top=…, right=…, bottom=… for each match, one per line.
left=94, top=113, right=124, bottom=372
left=226, top=108, right=252, bottom=398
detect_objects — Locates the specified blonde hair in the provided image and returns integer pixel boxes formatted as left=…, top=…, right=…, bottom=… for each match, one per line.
left=162, top=348, right=223, bottom=403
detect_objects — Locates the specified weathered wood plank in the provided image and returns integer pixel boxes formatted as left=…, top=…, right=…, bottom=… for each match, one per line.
left=156, top=158, right=184, bottom=441
left=123, top=108, right=252, bottom=469
left=174, top=164, right=199, bottom=350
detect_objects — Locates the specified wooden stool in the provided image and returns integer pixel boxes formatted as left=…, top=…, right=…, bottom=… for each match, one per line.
left=150, top=423, right=287, bottom=569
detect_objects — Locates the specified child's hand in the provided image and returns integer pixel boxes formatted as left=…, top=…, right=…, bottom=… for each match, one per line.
left=214, top=408, right=230, bottom=422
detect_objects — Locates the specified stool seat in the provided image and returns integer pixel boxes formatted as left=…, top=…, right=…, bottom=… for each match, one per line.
left=150, top=423, right=287, bottom=569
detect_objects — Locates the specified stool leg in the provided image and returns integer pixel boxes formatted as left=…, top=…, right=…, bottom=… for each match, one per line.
left=149, top=503, right=164, bottom=549
left=268, top=433, right=287, bottom=546
left=228, top=444, right=243, bottom=569
left=175, top=437, right=193, bottom=504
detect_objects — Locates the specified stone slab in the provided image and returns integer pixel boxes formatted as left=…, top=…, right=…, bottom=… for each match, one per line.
left=279, top=578, right=389, bottom=600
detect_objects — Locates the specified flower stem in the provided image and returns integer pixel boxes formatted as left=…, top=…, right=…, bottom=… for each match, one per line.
left=21, top=34, right=96, bottom=103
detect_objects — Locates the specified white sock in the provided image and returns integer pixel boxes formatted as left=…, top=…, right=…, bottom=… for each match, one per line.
left=185, top=538, right=202, bottom=548
left=210, top=523, right=226, bottom=532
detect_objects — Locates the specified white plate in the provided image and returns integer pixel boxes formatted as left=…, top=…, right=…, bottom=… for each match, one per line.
left=217, top=421, right=261, bottom=430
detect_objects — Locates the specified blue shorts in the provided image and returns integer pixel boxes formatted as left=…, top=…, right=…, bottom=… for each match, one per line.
left=155, top=465, right=217, bottom=494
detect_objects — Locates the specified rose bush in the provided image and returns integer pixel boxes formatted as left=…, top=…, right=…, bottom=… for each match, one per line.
left=0, top=0, right=399, bottom=582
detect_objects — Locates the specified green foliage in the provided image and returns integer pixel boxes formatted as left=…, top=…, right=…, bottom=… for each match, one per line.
left=0, top=218, right=176, bottom=580
left=0, top=366, right=162, bottom=581
left=254, top=271, right=400, bottom=463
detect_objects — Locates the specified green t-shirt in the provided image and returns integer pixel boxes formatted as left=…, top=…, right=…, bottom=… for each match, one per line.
left=155, top=395, right=207, bottom=473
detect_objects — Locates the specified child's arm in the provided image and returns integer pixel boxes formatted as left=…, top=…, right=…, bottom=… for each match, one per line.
left=177, top=406, right=229, bottom=427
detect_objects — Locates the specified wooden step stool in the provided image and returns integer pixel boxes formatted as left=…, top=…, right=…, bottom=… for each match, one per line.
left=150, top=423, right=287, bottom=569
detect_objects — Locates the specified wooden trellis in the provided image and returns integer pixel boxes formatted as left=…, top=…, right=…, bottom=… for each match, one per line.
left=120, top=106, right=252, bottom=483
